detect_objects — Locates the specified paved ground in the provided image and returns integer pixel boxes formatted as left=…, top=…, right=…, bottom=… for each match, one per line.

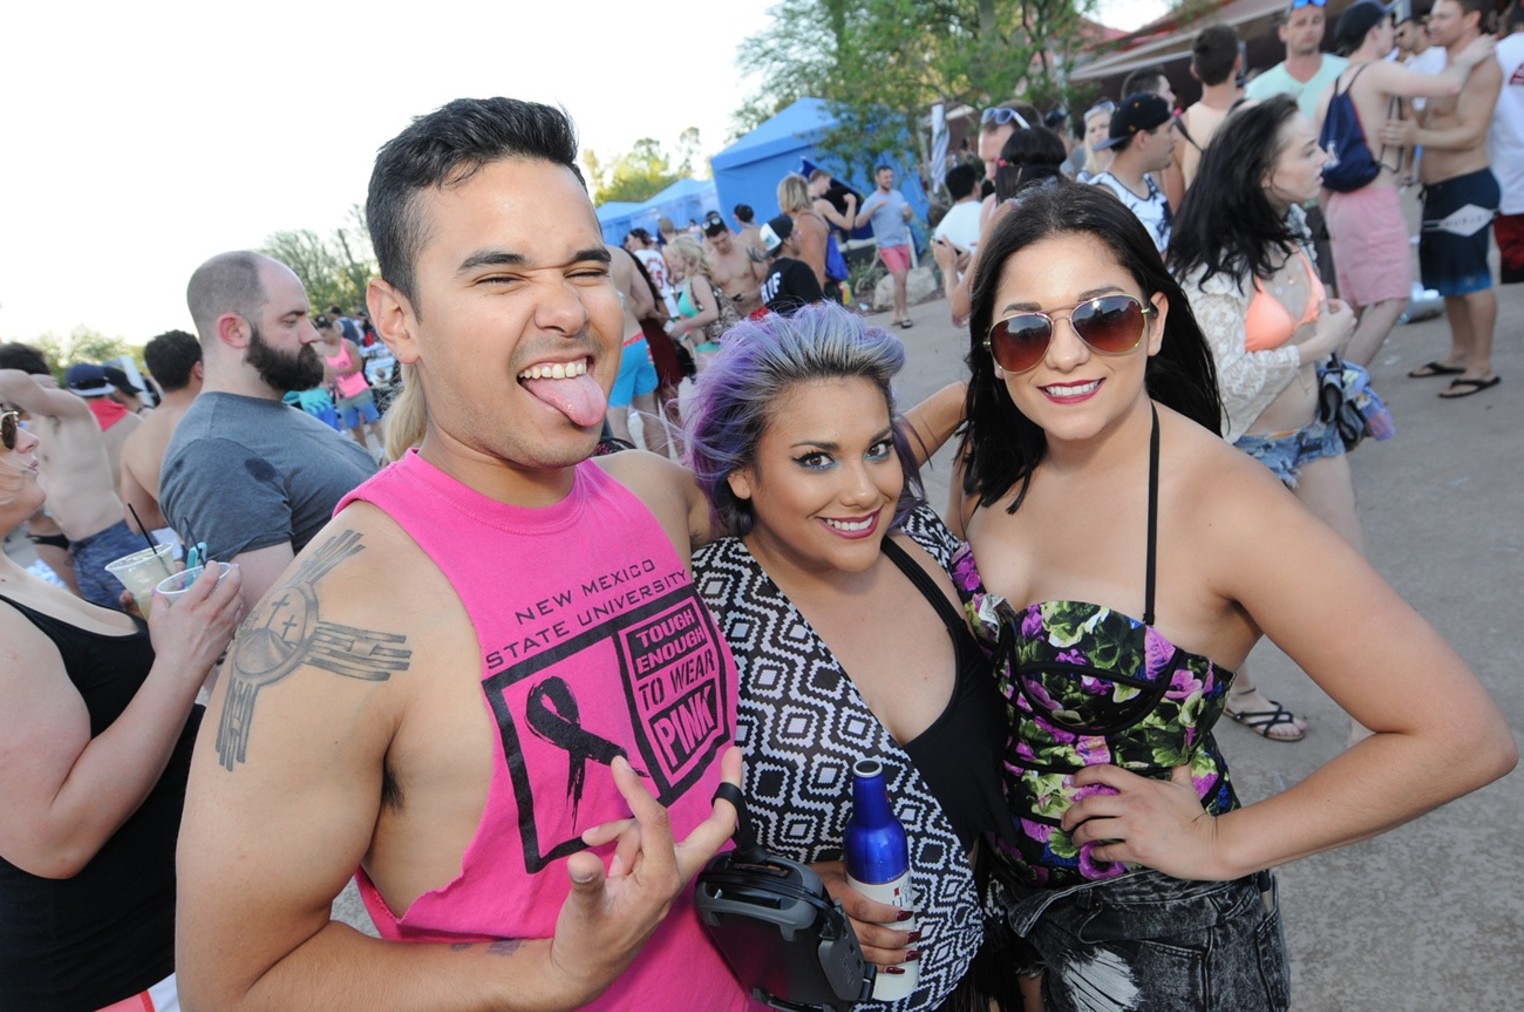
left=11, top=256, right=1517, bottom=1009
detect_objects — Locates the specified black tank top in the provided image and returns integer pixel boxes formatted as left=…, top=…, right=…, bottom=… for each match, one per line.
left=0, top=594, right=202, bottom=1009
left=883, top=540, right=1014, bottom=852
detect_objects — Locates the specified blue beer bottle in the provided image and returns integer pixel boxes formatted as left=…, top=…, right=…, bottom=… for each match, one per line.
left=844, top=758, right=918, bottom=999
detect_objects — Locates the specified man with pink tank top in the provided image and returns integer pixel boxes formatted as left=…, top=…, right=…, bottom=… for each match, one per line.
left=174, top=97, right=750, bottom=1010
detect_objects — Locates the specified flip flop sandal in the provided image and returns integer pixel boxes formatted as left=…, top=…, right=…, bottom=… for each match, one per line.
left=1438, top=376, right=1501, bottom=398
left=1225, top=699, right=1306, bottom=742
left=1407, top=361, right=1466, bottom=378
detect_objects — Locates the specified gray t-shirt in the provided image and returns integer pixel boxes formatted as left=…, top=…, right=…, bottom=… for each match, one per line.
left=160, top=391, right=378, bottom=561
left=859, top=187, right=912, bottom=248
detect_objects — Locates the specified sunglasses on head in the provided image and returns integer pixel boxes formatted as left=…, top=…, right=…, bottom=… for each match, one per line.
left=1, top=411, right=18, bottom=452
left=984, top=294, right=1154, bottom=374
left=1084, top=100, right=1117, bottom=120
left=982, top=106, right=1030, bottom=129
left=1290, top=0, right=1327, bottom=8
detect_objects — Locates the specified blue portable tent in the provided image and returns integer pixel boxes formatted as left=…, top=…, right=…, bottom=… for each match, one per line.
left=595, top=178, right=721, bottom=245
left=595, top=201, right=645, bottom=245
left=709, top=97, right=928, bottom=242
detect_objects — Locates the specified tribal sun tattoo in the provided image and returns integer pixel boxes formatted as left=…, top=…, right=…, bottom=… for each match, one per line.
left=216, top=530, right=413, bottom=771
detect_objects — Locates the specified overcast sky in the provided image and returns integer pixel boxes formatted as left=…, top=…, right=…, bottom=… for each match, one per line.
left=0, top=0, right=1165, bottom=346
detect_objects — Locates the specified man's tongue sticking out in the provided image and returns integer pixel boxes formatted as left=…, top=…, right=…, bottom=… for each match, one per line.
left=519, top=361, right=608, bottom=428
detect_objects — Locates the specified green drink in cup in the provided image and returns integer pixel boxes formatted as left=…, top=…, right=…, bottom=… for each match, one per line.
left=104, top=544, right=176, bottom=618
left=154, top=561, right=234, bottom=606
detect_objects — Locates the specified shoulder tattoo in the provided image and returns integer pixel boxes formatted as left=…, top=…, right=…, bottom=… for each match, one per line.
left=215, top=530, right=413, bottom=771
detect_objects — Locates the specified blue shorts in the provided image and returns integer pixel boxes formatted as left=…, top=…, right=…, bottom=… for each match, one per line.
left=610, top=337, right=658, bottom=408
left=992, top=866, right=1290, bottom=1011
left=1419, top=168, right=1500, bottom=297
left=336, top=389, right=379, bottom=428
left=72, top=519, right=150, bottom=611
left=1234, top=416, right=1344, bottom=488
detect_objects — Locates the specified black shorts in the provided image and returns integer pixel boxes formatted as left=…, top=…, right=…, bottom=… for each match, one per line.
left=1420, top=168, right=1500, bottom=296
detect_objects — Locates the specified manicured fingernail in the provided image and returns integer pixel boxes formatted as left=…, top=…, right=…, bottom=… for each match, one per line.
left=895, top=910, right=915, bottom=922
left=882, top=965, right=906, bottom=976
left=905, top=931, right=923, bottom=943
left=906, top=950, right=921, bottom=961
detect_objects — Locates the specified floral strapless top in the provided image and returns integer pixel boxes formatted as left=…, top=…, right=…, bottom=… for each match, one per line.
left=949, top=544, right=1240, bottom=888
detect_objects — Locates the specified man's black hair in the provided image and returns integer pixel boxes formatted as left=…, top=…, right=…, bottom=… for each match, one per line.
left=733, top=203, right=755, bottom=224
left=367, top=97, right=583, bottom=308
left=945, top=163, right=980, bottom=201
left=143, top=329, right=203, bottom=392
left=0, top=342, right=51, bottom=376
left=1193, top=25, right=1240, bottom=86
left=1121, top=65, right=1169, bottom=99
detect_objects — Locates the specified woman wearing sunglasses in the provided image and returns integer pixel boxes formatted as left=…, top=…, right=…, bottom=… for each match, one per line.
left=687, top=306, right=1021, bottom=1011
left=951, top=184, right=1513, bottom=1010
left=0, top=410, right=244, bottom=1009
left=1170, top=97, right=1362, bottom=742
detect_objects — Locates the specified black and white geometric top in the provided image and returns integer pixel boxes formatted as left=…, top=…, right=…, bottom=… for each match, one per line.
left=693, top=506, right=992, bottom=1012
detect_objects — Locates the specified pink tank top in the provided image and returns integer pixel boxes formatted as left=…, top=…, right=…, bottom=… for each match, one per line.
left=339, top=452, right=745, bottom=1010
left=324, top=341, right=370, bottom=399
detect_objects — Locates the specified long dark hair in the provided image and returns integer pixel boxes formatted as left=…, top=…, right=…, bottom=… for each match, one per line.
left=960, top=184, right=1223, bottom=511
left=1169, top=95, right=1303, bottom=289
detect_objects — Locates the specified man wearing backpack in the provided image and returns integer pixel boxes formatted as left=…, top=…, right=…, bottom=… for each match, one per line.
left=1315, top=0, right=1497, bottom=365
left=1379, top=0, right=1503, bottom=397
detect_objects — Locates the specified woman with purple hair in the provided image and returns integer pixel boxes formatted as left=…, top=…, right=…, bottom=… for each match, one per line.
left=686, top=303, right=1020, bottom=1011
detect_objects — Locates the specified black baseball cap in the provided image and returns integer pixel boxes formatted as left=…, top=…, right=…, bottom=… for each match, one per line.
left=759, top=214, right=794, bottom=255
left=1335, top=1, right=1395, bottom=56
left=100, top=365, right=142, bottom=395
left=1097, top=92, right=1174, bottom=151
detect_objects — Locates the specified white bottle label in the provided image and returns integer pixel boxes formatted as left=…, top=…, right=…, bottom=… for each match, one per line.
left=847, top=870, right=919, bottom=1000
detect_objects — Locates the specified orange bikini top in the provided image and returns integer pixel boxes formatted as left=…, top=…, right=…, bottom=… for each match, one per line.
left=1244, top=248, right=1325, bottom=352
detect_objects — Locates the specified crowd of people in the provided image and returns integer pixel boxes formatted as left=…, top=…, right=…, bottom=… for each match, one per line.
left=1, top=1, right=1520, bottom=1008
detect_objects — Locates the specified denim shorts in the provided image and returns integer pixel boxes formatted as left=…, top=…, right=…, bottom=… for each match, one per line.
left=990, top=866, right=1290, bottom=1011
left=1234, top=415, right=1343, bottom=488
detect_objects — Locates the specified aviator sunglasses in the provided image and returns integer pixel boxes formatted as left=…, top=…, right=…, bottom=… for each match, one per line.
left=1, top=411, right=18, bottom=452
left=984, top=294, right=1154, bottom=374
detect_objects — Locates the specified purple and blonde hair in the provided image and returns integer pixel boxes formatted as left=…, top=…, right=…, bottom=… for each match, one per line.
left=683, top=302, right=924, bottom=537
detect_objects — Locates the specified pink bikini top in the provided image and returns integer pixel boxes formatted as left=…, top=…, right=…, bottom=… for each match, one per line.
left=1244, top=248, right=1325, bottom=352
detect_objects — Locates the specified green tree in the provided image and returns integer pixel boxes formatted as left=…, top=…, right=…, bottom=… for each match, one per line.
left=28, top=327, right=134, bottom=382
left=738, top=0, right=1098, bottom=178
left=584, top=135, right=694, bottom=205
left=260, top=209, right=375, bottom=314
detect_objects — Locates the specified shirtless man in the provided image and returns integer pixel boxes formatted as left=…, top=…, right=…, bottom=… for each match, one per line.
left=121, top=330, right=203, bottom=534
left=700, top=209, right=764, bottom=316
left=1317, top=0, right=1496, bottom=365
left=1380, top=0, right=1503, bottom=397
left=0, top=344, right=146, bottom=609
left=605, top=243, right=668, bottom=455
left=174, top=97, right=749, bottom=1011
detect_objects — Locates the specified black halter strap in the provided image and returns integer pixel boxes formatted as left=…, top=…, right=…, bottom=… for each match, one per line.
left=1143, top=403, right=1160, bottom=628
